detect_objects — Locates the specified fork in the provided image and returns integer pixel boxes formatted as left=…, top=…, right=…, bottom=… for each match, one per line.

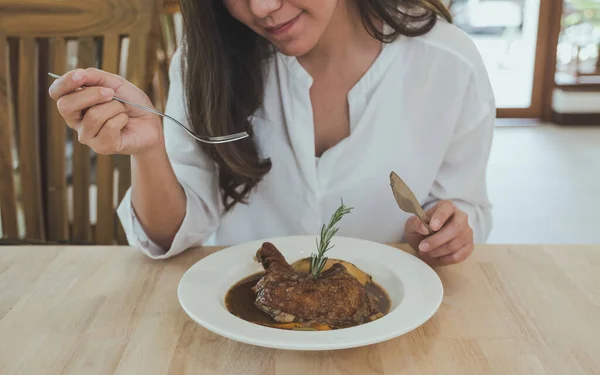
left=48, top=72, right=249, bottom=145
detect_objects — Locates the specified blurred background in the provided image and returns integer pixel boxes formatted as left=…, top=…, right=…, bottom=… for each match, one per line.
left=448, top=0, right=600, bottom=117
left=0, top=0, right=599, bottom=247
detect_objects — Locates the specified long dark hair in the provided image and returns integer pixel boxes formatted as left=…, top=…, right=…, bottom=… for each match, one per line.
left=178, top=0, right=452, bottom=211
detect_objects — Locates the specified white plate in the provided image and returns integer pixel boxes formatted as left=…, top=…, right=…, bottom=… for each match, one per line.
left=177, top=236, right=443, bottom=351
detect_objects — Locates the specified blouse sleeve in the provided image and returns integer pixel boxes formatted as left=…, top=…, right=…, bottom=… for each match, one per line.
left=116, top=47, right=223, bottom=259
left=423, top=62, right=495, bottom=244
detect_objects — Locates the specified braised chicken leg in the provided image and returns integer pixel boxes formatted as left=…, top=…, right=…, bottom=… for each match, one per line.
left=253, top=242, right=381, bottom=328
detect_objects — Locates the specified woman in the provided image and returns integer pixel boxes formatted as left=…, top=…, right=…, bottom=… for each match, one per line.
left=48, top=0, right=494, bottom=266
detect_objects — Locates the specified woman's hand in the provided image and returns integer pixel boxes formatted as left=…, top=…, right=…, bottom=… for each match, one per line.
left=48, top=68, right=163, bottom=156
left=404, top=200, right=474, bottom=267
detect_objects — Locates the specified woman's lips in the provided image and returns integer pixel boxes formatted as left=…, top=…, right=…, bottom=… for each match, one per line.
left=264, top=12, right=303, bottom=36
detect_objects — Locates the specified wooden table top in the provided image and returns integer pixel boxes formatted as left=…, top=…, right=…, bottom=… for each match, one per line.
left=0, top=244, right=599, bottom=375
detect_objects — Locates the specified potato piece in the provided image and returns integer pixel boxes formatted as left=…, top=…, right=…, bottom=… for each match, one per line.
left=291, top=257, right=372, bottom=285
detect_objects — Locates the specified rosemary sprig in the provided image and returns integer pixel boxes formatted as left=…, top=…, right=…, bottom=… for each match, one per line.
left=309, top=200, right=353, bottom=278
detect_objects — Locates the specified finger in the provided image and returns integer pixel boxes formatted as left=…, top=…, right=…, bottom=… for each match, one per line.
left=437, top=244, right=474, bottom=265
left=49, top=69, right=85, bottom=100
left=406, top=215, right=429, bottom=236
left=428, top=200, right=455, bottom=231
left=79, top=68, right=128, bottom=91
left=88, top=112, right=129, bottom=155
left=78, top=100, right=128, bottom=144
left=56, top=86, right=114, bottom=125
left=49, top=68, right=125, bottom=100
left=424, top=203, right=443, bottom=219
left=418, top=211, right=468, bottom=252
left=427, top=232, right=470, bottom=258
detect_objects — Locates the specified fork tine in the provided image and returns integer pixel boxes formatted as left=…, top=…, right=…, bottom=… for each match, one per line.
left=204, top=132, right=249, bottom=142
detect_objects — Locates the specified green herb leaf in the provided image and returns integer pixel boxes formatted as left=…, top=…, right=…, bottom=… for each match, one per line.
left=309, top=199, right=353, bottom=278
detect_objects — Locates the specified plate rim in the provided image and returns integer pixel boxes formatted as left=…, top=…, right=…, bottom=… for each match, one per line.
left=177, top=235, right=443, bottom=351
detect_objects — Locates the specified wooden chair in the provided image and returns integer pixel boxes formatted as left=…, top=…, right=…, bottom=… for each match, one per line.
left=0, top=0, right=162, bottom=245
left=152, top=0, right=181, bottom=112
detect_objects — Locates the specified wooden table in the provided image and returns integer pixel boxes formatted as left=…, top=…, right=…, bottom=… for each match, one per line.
left=0, top=244, right=599, bottom=374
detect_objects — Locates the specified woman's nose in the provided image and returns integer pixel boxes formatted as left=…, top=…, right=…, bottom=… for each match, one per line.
left=249, top=0, right=282, bottom=19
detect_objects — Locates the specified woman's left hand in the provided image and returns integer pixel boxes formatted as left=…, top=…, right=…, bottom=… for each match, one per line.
left=404, top=200, right=474, bottom=267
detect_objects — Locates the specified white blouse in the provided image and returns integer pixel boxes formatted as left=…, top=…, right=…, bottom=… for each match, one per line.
left=117, top=21, right=495, bottom=260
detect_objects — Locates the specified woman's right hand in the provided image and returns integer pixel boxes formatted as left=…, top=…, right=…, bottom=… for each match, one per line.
left=48, top=68, right=163, bottom=156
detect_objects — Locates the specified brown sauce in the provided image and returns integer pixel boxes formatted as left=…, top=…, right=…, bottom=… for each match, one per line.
left=225, top=272, right=391, bottom=330
left=225, top=272, right=276, bottom=325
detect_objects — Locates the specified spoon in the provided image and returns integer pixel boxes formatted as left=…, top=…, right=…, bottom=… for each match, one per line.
left=47, top=72, right=249, bottom=145
left=389, top=171, right=434, bottom=235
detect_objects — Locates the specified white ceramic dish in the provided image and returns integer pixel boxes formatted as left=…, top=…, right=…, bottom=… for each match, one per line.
left=177, top=235, right=443, bottom=351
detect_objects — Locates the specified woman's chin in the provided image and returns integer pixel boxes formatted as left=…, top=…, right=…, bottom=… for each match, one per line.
left=270, top=38, right=317, bottom=57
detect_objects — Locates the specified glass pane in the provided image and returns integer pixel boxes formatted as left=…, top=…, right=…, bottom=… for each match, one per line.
left=555, top=0, right=600, bottom=85
left=450, top=0, right=541, bottom=108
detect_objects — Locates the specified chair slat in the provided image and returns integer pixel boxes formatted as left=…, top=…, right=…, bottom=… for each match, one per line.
left=115, top=156, right=130, bottom=245
left=94, top=35, right=120, bottom=245
left=18, top=37, right=45, bottom=240
left=112, top=34, right=150, bottom=245
left=71, top=37, right=95, bottom=242
left=0, top=36, right=19, bottom=238
left=45, top=37, right=69, bottom=241
left=164, top=0, right=180, bottom=14
left=126, top=34, right=150, bottom=90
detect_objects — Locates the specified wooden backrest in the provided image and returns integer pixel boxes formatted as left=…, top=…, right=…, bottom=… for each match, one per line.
left=0, top=0, right=162, bottom=245
left=151, top=0, right=181, bottom=112
left=164, top=0, right=180, bottom=13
